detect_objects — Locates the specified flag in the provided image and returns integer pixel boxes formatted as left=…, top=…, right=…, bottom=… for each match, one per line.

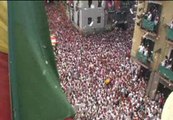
left=0, top=1, right=75, bottom=120
left=0, top=2, right=12, bottom=120
left=114, top=0, right=121, bottom=10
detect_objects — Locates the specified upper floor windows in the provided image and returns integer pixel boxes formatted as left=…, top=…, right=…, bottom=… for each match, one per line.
left=88, top=0, right=92, bottom=8
left=98, top=0, right=102, bottom=7
left=97, top=16, right=101, bottom=23
left=88, top=17, right=92, bottom=25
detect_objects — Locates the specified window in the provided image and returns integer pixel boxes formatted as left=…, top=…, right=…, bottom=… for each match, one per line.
left=98, top=0, right=102, bottom=7
left=97, top=16, right=101, bottom=23
left=169, top=49, right=173, bottom=60
left=88, top=17, right=92, bottom=25
left=72, top=9, right=74, bottom=21
left=88, top=0, right=92, bottom=8
left=142, top=2, right=162, bottom=33
left=77, top=11, right=80, bottom=26
left=142, top=38, right=155, bottom=51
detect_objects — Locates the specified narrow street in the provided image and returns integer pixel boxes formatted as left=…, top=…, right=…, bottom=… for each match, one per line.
left=45, top=2, right=163, bottom=120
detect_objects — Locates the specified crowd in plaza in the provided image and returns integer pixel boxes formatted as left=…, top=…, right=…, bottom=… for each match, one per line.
left=45, top=2, right=165, bottom=120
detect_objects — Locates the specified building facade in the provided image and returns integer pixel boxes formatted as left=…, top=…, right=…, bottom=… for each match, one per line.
left=67, top=0, right=106, bottom=34
left=66, top=0, right=131, bottom=34
left=131, top=1, right=173, bottom=99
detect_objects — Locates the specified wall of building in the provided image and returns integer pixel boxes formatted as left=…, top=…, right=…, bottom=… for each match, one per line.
left=131, top=1, right=173, bottom=98
left=71, top=1, right=106, bottom=34
left=157, top=1, right=173, bottom=65
left=131, top=1, right=173, bottom=71
left=80, top=7, right=105, bottom=33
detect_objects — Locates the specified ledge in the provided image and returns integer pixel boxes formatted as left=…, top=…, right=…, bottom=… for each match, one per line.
left=157, top=72, right=173, bottom=90
left=148, top=1, right=162, bottom=5
left=131, top=55, right=150, bottom=70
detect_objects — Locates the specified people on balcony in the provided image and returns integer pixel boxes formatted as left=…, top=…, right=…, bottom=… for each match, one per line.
left=139, top=43, right=145, bottom=53
left=144, top=5, right=159, bottom=23
left=154, top=16, right=159, bottom=25
left=166, top=60, right=172, bottom=70
left=142, top=5, right=160, bottom=32
left=138, top=43, right=153, bottom=63
left=161, top=56, right=173, bottom=71
left=144, top=46, right=149, bottom=56
left=169, top=20, right=173, bottom=29
left=161, top=56, right=169, bottom=67
left=146, top=11, right=152, bottom=21
left=138, top=43, right=150, bottom=56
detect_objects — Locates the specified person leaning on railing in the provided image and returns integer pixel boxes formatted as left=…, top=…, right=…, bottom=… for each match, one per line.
left=147, top=11, right=152, bottom=21
left=169, top=20, right=173, bottom=29
left=154, top=16, right=159, bottom=25
left=138, top=43, right=145, bottom=53
left=161, top=56, right=173, bottom=71
left=161, top=56, right=169, bottom=67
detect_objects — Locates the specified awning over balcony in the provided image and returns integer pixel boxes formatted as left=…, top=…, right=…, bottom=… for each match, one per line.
left=141, top=18, right=155, bottom=32
left=167, top=28, right=173, bottom=41
left=159, top=65, right=173, bottom=82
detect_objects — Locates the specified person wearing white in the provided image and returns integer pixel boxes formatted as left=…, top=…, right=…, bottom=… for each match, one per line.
left=147, top=12, right=152, bottom=21
left=139, top=44, right=145, bottom=53
left=170, top=20, right=173, bottom=29
left=144, top=49, right=148, bottom=56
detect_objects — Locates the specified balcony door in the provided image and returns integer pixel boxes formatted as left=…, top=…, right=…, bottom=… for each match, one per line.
left=142, top=37, right=155, bottom=52
left=77, top=11, right=80, bottom=26
left=168, top=49, right=173, bottom=60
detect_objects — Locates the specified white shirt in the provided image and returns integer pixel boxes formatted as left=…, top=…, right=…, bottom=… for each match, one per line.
left=170, top=23, right=173, bottom=29
left=139, top=45, right=145, bottom=53
left=147, top=13, right=152, bottom=21
left=144, top=50, right=148, bottom=56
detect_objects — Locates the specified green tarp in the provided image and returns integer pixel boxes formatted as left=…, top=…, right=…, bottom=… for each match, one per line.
left=159, top=65, right=173, bottom=82
left=141, top=18, right=155, bottom=32
left=167, top=28, right=173, bottom=41
left=8, top=1, right=75, bottom=120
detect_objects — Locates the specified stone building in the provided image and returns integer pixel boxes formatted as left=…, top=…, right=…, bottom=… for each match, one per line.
left=131, top=0, right=173, bottom=99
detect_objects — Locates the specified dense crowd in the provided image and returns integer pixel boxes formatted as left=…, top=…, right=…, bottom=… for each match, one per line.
left=45, top=2, right=165, bottom=120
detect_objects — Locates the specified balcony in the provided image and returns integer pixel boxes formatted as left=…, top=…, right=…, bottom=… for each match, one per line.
left=107, top=8, right=115, bottom=13
left=141, top=18, right=156, bottom=33
left=158, top=65, right=173, bottom=82
left=140, top=2, right=162, bottom=33
left=136, top=51, right=153, bottom=67
left=167, top=27, right=173, bottom=42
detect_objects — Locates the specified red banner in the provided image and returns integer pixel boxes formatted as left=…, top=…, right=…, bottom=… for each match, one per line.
left=0, top=52, right=12, bottom=120
left=114, top=0, right=121, bottom=10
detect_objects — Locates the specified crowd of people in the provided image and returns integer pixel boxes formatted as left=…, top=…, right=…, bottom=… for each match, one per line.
left=45, top=2, right=165, bottom=120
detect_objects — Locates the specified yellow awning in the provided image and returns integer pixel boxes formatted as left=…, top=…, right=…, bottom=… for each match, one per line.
left=0, top=1, right=8, bottom=53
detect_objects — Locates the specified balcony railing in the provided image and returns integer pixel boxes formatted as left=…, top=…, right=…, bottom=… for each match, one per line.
left=136, top=51, right=153, bottom=66
left=167, top=27, right=173, bottom=42
left=158, top=65, right=173, bottom=82
left=141, top=18, right=156, bottom=33
left=107, top=8, right=115, bottom=13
